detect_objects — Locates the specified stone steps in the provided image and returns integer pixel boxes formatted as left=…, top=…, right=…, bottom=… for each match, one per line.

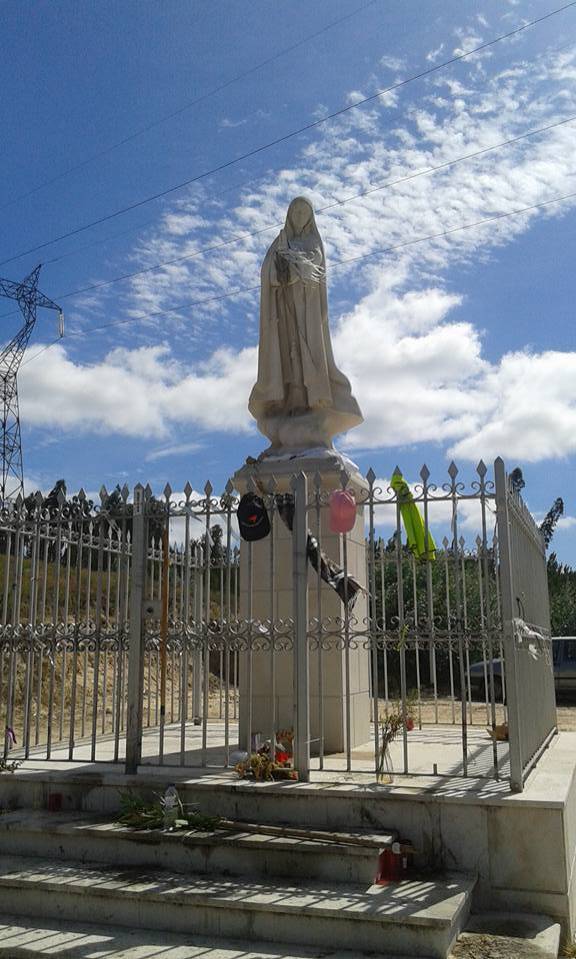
left=0, top=915, right=431, bottom=959
left=0, top=811, right=396, bottom=885
left=0, top=854, right=475, bottom=958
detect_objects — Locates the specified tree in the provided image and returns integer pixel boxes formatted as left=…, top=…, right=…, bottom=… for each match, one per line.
left=540, top=497, right=564, bottom=549
left=509, top=467, right=525, bottom=494
left=547, top=553, right=576, bottom=635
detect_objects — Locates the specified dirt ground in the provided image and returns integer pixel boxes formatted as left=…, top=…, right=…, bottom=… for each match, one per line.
left=450, top=932, right=554, bottom=958
left=383, top=695, right=576, bottom=731
left=555, top=698, right=576, bottom=731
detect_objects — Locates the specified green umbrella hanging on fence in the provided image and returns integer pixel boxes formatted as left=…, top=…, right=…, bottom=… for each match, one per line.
left=390, top=471, right=436, bottom=561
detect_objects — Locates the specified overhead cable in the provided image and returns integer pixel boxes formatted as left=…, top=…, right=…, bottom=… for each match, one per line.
left=1, top=0, right=380, bottom=212
left=19, top=186, right=576, bottom=369
left=2, top=0, right=575, bottom=268
left=41, top=114, right=576, bottom=304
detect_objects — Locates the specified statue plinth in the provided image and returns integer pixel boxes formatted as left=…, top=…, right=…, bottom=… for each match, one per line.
left=233, top=448, right=371, bottom=756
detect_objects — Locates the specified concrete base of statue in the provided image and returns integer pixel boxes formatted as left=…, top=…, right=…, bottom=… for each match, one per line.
left=233, top=447, right=371, bottom=756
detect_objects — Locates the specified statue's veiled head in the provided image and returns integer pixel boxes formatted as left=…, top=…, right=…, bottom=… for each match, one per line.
left=285, top=196, right=316, bottom=237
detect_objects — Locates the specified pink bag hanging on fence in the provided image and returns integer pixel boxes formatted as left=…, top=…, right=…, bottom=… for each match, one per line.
left=329, top=489, right=356, bottom=534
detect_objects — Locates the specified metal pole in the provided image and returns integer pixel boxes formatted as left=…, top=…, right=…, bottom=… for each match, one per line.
left=125, top=484, right=146, bottom=774
left=159, top=521, right=169, bottom=764
left=292, top=472, right=309, bottom=782
left=494, top=457, right=523, bottom=792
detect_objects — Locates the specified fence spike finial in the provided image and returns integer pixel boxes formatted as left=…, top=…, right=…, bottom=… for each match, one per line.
left=340, top=468, right=350, bottom=489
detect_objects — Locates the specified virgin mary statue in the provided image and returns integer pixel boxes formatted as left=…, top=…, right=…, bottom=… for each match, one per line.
left=248, top=196, right=363, bottom=453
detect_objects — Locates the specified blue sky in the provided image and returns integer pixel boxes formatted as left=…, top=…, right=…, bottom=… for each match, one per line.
left=1, top=0, right=576, bottom=560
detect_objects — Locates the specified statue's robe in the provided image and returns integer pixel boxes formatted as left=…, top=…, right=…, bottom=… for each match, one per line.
left=248, top=206, right=362, bottom=443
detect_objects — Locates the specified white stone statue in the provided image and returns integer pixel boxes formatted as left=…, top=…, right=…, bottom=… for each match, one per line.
left=248, top=196, right=363, bottom=454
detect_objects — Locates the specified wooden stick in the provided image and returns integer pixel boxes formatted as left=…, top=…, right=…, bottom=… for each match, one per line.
left=216, top=818, right=392, bottom=848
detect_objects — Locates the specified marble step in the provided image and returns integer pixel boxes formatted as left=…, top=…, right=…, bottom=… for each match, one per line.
left=0, top=915, right=435, bottom=959
left=0, top=855, right=475, bottom=959
left=0, top=811, right=397, bottom=885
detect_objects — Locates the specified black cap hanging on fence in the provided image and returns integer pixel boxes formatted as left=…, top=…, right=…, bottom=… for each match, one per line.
left=237, top=492, right=271, bottom=542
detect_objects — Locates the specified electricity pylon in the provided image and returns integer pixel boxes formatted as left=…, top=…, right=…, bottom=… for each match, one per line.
left=0, top=265, right=63, bottom=502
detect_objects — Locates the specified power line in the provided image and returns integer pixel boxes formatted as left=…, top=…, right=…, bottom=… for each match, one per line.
left=0, top=171, right=267, bottom=323
left=7, top=110, right=576, bottom=327
left=1, top=0, right=380, bottom=212
left=3, top=0, right=574, bottom=269
left=20, top=186, right=576, bottom=369
left=26, top=31, right=576, bottom=281
left=3, top=109, right=575, bottom=326
left=7, top=39, right=574, bottom=288
left=39, top=113, right=576, bottom=304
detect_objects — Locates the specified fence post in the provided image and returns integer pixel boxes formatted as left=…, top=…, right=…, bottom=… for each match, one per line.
left=125, top=484, right=146, bottom=774
left=292, top=471, right=310, bottom=782
left=494, top=457, right=523, bottom=792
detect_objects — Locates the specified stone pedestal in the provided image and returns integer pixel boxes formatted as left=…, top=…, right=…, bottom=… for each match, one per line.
left=234, top=449, right=371, bottom=756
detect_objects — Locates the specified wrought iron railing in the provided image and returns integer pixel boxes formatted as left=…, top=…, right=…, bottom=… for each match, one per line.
left=0, top=459, right=556, bottom=790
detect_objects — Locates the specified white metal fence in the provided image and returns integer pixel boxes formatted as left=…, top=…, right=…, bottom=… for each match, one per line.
left=0, top=459, right=555, bottom=790
left=495, top=458, right=556, bottom=790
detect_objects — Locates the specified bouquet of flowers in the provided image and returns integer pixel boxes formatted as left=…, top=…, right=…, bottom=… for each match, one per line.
left=378, top=704, right=415, bottom=783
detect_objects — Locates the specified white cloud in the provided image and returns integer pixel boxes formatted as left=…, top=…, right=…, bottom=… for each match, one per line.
left=426, top=43, right=445, bottom=63
left=379, top=55, right=406, bottom=71
left=450, top=351, right=576, bottom=462
left=146, top=441, right=205, bottom=462
left=19, top=343, right=255, bottom=439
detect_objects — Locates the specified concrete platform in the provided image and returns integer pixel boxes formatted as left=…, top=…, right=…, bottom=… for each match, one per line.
left=14, top=719, right=510, bottom=780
